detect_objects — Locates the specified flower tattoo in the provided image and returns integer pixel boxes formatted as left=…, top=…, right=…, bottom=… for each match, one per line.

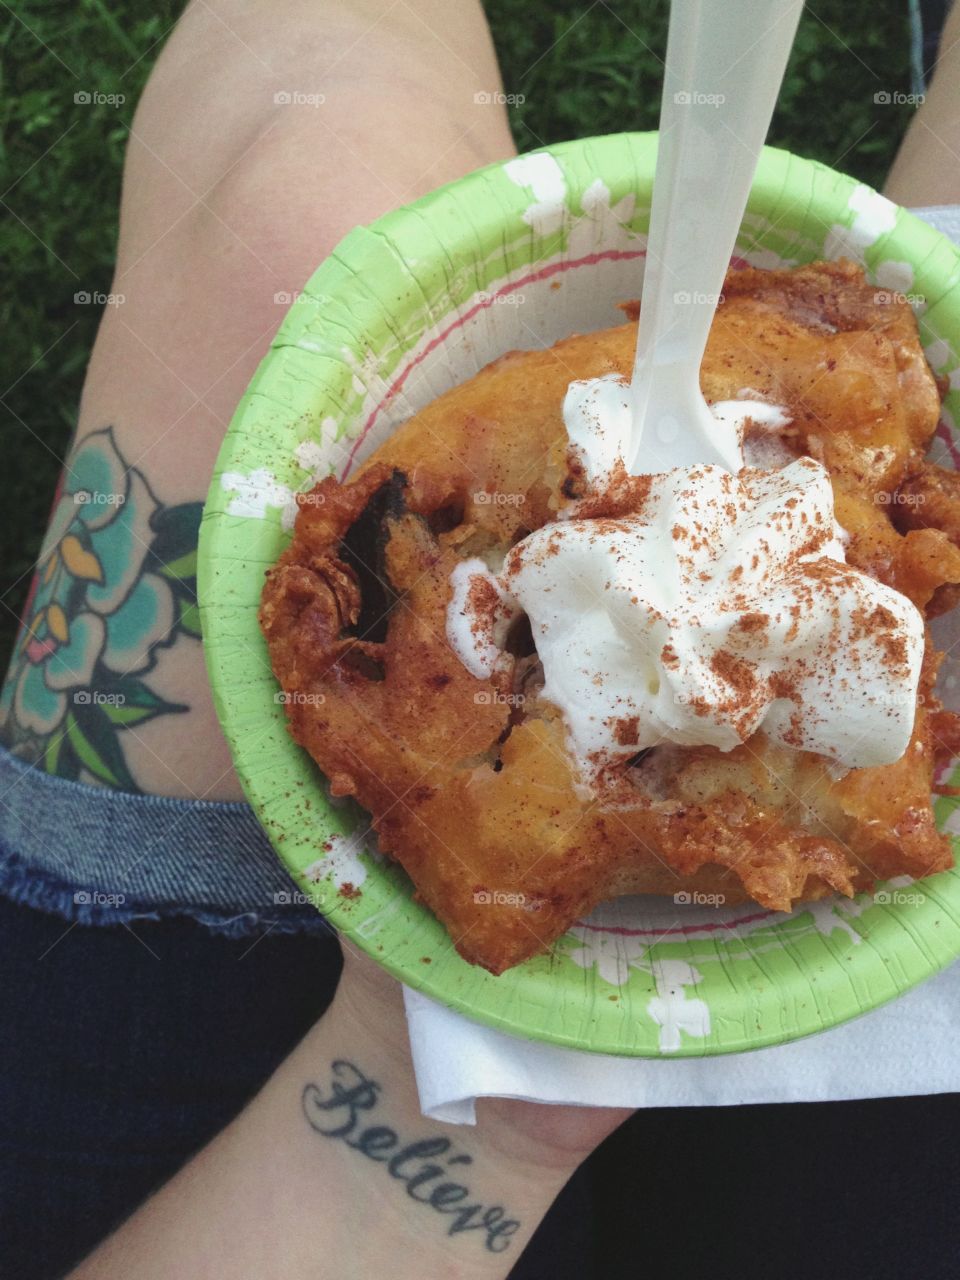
left=1, top=428, right=201, bottom=791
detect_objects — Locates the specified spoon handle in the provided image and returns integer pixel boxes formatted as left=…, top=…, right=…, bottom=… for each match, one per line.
left=633, top=0, right=803, bottom=399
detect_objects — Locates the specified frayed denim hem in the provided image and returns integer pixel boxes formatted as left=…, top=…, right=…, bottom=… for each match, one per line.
left=0, top=842, right=335, bottom=938
left=0, top=745, right=336, bottom=937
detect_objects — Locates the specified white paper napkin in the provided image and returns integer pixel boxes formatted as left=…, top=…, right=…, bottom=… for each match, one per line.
left=402, top=204, right=960, bottom=1125
left=404, top=962, right=960, bottom=1123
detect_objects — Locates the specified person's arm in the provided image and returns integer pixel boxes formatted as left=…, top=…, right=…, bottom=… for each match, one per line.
left=885, top=1, right=960, bottom=204
left=71, top=947, right=629, bottom=1279
left=1, top=0, right=515, bottom=800
left=6, top=6, right=631, bottom=1272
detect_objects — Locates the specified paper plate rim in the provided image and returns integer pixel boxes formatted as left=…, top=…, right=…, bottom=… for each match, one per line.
left=199, top=132, right=960, bottom=1058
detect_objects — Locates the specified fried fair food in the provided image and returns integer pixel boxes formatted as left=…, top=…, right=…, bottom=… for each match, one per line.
left=260, top=259, right=960, bottom=975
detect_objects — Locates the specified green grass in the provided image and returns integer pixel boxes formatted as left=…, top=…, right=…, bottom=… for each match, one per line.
left=0, top=0, right=920, bottom=666
left=1, top=0, right=183, bottom=666
left=488, top=0, right=917, bottom=181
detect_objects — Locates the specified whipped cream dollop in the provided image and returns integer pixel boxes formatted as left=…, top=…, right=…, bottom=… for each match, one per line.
left=447, top=457, right=924, bottom=778
left=447, top=559, right=518, bottom=680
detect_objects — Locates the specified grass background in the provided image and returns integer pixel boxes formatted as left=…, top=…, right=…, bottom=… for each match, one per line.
left=0, top=0, right=922, bottom=667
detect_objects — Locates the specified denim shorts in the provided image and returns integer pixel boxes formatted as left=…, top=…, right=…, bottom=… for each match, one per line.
left=0, top=746, right=599, bottom=1280
left=0, top=742, right=328, bottom=937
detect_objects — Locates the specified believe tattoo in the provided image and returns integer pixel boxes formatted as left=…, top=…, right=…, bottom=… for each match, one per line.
left=302, top=1060, right=520, bottom=1254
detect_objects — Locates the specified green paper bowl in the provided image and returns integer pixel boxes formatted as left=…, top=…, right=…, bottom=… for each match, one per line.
left=199, top=132, right=960, bottom=1057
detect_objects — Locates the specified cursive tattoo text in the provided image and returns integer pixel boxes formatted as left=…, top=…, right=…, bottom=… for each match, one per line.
left=302, top=1060, right=520, bottom=1254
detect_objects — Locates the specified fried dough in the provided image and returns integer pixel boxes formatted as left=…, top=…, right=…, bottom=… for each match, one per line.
left=260, top=260, right=960, bottom=974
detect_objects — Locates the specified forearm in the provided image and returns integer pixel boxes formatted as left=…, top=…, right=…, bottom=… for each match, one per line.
left=885, top=1, right=960, bottom=204
left=70, top=962, right=581, bottom=1279
left=1, top=0, right=515, bottom=799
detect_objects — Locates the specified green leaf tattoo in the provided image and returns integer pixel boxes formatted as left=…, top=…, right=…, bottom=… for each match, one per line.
left=0, top=427, right=201, bottom=792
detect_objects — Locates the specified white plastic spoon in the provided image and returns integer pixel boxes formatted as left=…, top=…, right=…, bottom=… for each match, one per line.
left=628, top=0, right=804, bottom=474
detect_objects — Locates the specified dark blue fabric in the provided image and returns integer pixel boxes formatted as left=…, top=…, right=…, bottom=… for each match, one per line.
left=592, top=1092, right=960, bottom=1280
left=0, top=892, right=595, bottom=1279
left=0, top=743, right=329, bottom=936
left=917, top=0, right=951, bottom=88
left=3, top=888, right=959, bottom=1280
left=0, top=893, right=342, bottom=1278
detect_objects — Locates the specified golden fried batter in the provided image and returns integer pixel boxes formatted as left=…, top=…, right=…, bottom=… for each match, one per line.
left=260, top=260, right=960, bottom=975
